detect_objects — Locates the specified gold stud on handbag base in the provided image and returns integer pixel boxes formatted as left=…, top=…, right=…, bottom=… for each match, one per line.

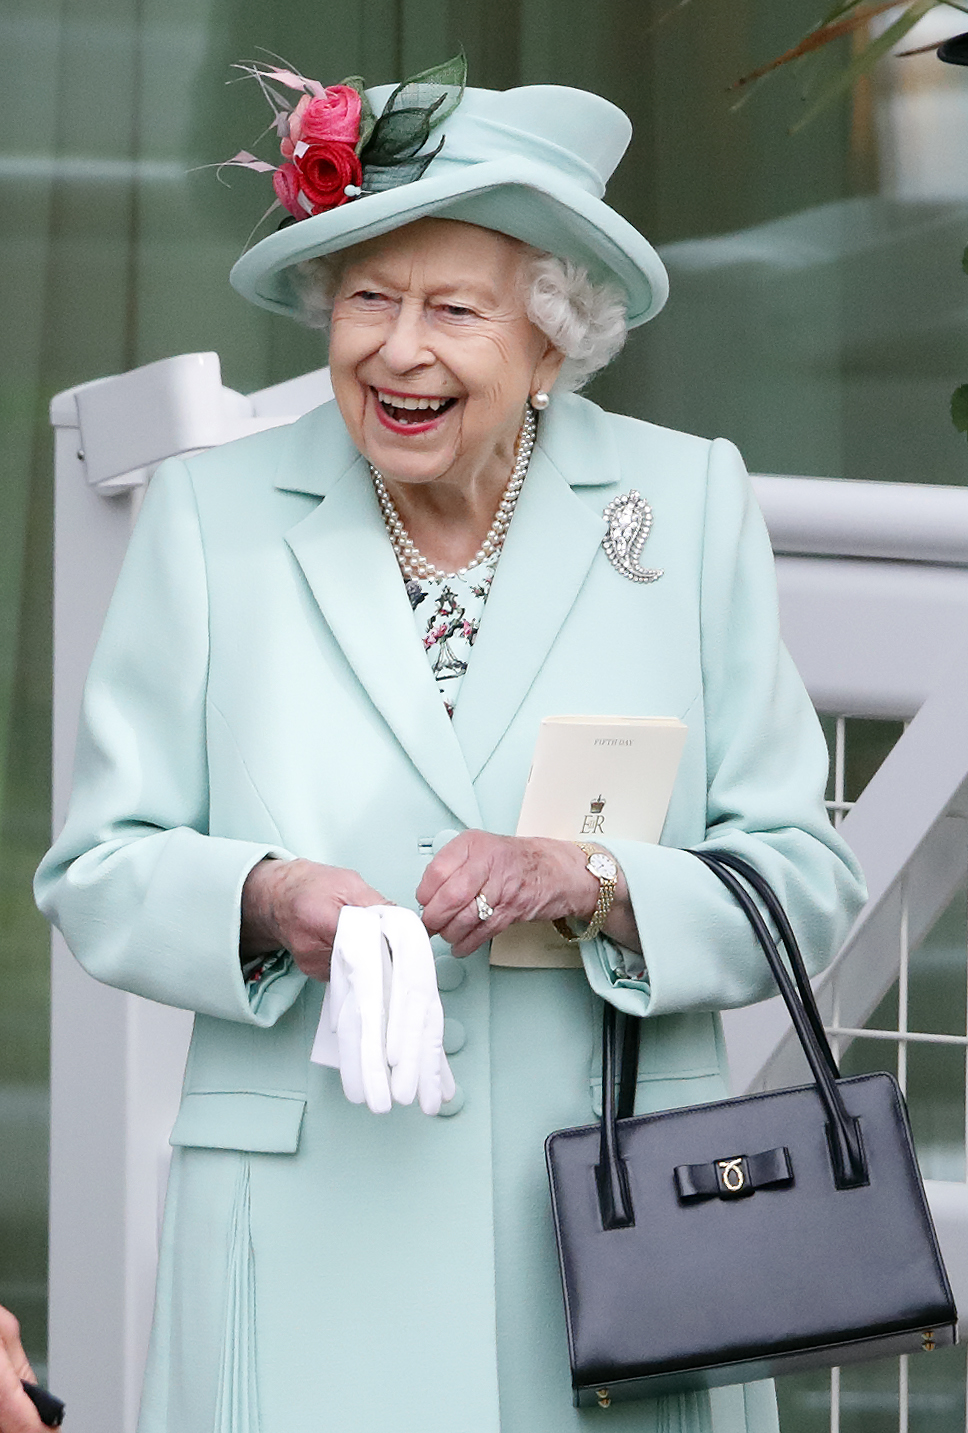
left=597, top=1387, right=611, bottom=1408
left=923, top=1330, right=936, bottom=1351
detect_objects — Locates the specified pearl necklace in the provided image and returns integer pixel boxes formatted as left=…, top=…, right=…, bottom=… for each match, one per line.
left=369, top=406, right=537, bottom=582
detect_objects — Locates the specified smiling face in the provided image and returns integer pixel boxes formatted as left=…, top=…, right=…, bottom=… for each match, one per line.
left=327, top=219, right=563, bottom=494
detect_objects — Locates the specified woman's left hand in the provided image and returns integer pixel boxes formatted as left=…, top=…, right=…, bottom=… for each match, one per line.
left=417, top=830, right=621, bottom=957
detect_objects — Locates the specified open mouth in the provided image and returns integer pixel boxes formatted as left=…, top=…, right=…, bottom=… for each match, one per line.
left=373, top=388, right=458, bottom=427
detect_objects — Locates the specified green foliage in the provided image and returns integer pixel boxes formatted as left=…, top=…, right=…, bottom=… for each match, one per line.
left=724, top=0, right=968, bottom=131
left=790, top=1, right=938, bottom=132
left=357, top=50, right=466, bottom=194
left=343, top=79, right=378, bottom=154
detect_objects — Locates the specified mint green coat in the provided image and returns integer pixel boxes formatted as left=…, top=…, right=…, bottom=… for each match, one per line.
left=36, top=393, right=865, bottom=1433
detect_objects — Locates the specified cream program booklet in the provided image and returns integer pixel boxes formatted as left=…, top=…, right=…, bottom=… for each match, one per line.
left=490, top=716, right=687, bottom=969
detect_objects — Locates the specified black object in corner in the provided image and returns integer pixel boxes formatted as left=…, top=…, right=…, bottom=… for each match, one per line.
left=21, top=1381, right=66, bottom=1427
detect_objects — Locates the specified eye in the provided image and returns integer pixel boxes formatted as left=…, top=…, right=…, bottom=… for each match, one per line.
left=440, top=303, right=476, bottom=318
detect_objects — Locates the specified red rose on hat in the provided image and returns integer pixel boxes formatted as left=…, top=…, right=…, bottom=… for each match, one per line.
left=292, top=141, right=363, bottom=214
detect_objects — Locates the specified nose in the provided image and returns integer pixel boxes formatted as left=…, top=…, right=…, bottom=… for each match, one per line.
left=380, top=303, right=434, bottom=374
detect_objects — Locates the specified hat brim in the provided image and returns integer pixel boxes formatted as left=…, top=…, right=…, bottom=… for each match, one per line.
left=229, top=155, right=668, bottom=328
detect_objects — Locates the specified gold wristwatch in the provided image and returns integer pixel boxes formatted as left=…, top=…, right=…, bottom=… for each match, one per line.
left=553, top=843, right=618, bottom=944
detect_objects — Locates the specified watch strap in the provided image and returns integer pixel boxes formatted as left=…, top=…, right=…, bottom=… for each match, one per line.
left=554, top=843, right=617, bottom=944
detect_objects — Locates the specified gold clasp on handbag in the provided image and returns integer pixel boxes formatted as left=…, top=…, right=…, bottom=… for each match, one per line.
left=717, top=1158, right=746, bottom=1193
left=596, top=1387, right=611, bottom=1408
left=922, top=1330, right=936, bottom=1351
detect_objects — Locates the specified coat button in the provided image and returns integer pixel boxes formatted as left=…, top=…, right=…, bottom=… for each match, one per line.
left=435, top=954, right=465, bottom=991
left=443, top=1018, right=466, bottom=1055
left=431, top=829, right=460, bottom=855
left=437, top=1084, right=464, bottom=1117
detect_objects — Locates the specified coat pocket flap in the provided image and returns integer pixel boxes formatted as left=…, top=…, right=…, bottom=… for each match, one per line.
left=170, top=1091, right=307, bottom=1153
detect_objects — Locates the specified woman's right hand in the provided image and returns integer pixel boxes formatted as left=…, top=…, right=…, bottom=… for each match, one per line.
left=240, top=858, right=391, bottom=981
left=0, top=1306, right=44, bottom=1432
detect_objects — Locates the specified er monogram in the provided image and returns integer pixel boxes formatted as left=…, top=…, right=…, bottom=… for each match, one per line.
left=581, top=795, right=606, bottom=835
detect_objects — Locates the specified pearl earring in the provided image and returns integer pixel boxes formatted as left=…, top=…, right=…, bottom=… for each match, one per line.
left=531, top=391, right=550, bottom=410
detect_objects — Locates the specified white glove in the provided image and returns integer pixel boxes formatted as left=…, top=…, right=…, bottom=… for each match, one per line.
left=313, top=906, right=392, bottom=1114
left=382, top=907, right=457, bottom=1116
left=311, top=906, right=455, bottom=1117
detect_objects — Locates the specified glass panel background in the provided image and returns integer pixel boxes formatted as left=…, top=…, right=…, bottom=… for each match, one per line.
left=3, top=0, right=967, bottom=1411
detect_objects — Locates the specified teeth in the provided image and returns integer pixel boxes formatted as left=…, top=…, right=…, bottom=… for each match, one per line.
left=376, top=390, right=451, bottom=412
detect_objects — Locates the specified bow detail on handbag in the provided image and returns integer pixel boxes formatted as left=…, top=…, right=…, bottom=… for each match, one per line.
left=674, top=1145, right=793, bottom=1201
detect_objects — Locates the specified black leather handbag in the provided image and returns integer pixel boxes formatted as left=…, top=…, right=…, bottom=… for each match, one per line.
left=545, top=850, right=958, bottom=1409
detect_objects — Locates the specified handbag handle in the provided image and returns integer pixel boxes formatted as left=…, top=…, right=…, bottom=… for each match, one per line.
left=692, top=852, right=865, bottom=1187
left=698, top=850, right=839, bottom=1083
left=595, top=851, right=867, bottom=1230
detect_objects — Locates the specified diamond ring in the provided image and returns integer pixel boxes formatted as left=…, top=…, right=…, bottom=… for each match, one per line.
left=475, top=892, right=494, bottom=922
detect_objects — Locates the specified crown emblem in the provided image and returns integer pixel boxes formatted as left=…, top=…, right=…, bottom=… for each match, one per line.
left=589, top=795, right=605, bottom=814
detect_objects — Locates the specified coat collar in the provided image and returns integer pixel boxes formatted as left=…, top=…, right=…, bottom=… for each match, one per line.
left=273, top=398, right=361, bottom=499
left=278, top=394, right=619, bottom=812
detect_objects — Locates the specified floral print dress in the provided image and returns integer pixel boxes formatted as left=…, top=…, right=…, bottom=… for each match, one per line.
left=406, top=555, right=498, bottom=717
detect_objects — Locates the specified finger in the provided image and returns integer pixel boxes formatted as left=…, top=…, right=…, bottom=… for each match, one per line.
left=420, top=860, right=494, bottom=937
left=358, top=941, right=392, bottom=1115
left=0, top=1308, right=31, bottom=1382
left=383, top=910, right=434, bottom=1106
left=329, top=907, right=363, bottom=1024
left=414, top=833, right=479, bottom=908
left=383, top=908, right=433, bottom=1069
left=0, top=1356, right=43, bottom=1433
left=439, top=1051, right=456, bottom=1105
left=336, top=994, right=365, bottom=1104
left=388, top=988, right=421, bottom=1107
left=416, top=1006, right=448, bottom=1116
left=331, top=909, right=382, bottom=1105
left=435, top=893, right=507, bottom=956
left=344, top=911, right=391, bottom=1115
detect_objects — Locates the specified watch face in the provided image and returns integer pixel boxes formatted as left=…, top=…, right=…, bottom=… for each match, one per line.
left=588, top=852, right=617, bottom=881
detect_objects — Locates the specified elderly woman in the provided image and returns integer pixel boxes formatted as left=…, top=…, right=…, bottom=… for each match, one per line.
left=36, top=61, right=864, bottom=1433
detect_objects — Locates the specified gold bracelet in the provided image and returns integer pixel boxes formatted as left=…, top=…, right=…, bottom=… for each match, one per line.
left=553, top=843, right=618, bottom=944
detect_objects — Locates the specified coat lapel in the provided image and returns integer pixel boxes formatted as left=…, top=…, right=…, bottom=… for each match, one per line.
left=278, top=404, right=482, bottom=830
left=452, top=396, right=616, bottom=780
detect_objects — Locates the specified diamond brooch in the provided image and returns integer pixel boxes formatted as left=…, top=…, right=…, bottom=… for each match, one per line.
left=601, top=490, right=663, bottom=584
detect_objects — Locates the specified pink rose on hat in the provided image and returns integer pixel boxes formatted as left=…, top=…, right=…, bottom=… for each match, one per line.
left=274, top=83, right=364, bottom=219
left=280, top=86, right=362, bottom=155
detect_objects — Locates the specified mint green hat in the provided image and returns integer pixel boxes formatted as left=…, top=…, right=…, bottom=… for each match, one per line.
left=229, top=82, right=669, bottom=329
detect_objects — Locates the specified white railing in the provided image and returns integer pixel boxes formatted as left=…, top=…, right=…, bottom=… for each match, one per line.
left=733, top=482, right=968, bottom=1431
left=48, top=354, right=968, bottom=1431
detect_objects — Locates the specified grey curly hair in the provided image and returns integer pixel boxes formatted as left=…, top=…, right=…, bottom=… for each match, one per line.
left=293, top=243, right=629, bottom=391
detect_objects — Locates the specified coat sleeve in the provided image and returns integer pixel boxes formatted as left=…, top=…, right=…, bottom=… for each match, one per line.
left=34, top=459, right=307, bottom=1025
left=580, top=437, right=867, bottom=1018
